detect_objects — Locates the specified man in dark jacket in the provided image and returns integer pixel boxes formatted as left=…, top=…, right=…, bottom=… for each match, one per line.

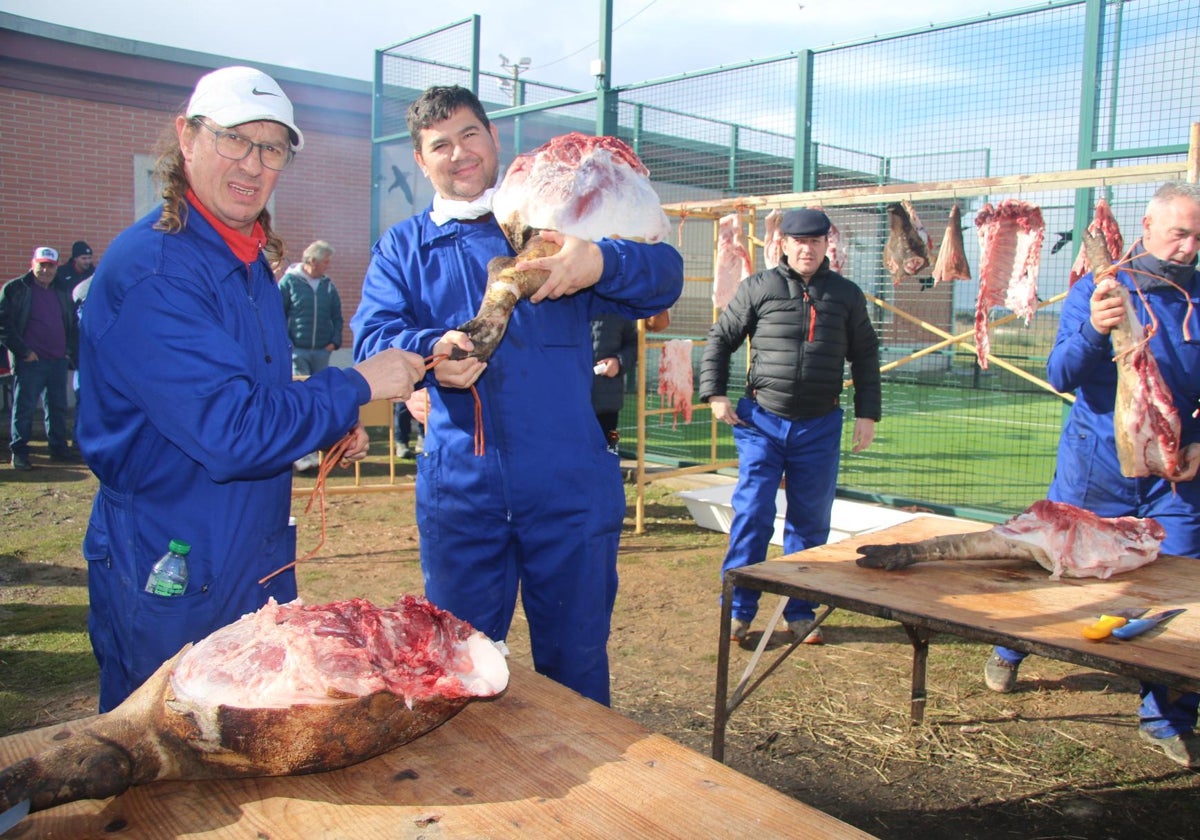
left=699, top=208, right=881, bottom=645
left=591, top=313, right=638, bottom=453
left=0, top=246, right=80, bottom=469
left=54, top=240, right=95, bottom=297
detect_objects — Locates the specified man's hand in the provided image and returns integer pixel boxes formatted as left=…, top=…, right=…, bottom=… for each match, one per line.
left=352, top=348, right=426, bottom=402
left=1089, top=278, right=1126, bottom=335
left=405, top=387, right=430, bottom=425
left=852, top=418, right=876, bottom=453
left=596, top=357, right=620, bottom=377
left=337, top=422, right=371, bottom=464
left=431, top=331, right=486, bottom=388
left=709, top=396, right=741, bottom=426
left=518, top=230, right=605, bottom=303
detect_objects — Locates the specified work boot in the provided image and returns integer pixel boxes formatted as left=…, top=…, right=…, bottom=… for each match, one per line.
left=788, top=621, right=824, bottom=644
left=729, top=618, right=750, bottom=643
left=984, top=652, right=1019, bottom=693
left=1138, top=728, right=1200, bottom=768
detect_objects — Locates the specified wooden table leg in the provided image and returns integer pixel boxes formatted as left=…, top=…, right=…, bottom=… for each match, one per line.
left=903, top=623, right=931, bottom=726
left=713, top=576, right=734, bottom=762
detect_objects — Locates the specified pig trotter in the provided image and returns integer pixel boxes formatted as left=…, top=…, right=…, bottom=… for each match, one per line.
left=855, top=543, right=922, bottom=570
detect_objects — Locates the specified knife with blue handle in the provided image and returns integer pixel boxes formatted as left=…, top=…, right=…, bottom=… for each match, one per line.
left=1111, top=608, right=1186, bottom=640
left=0, top=799, right=29, bottom=835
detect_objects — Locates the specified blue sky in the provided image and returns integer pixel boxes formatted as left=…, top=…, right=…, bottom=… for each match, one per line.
left=2, top=0, right=1046, bottom=91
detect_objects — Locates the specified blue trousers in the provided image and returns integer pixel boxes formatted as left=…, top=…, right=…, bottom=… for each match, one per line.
left=722, top=399, right=843, bottom=624
left=290, top=347, right=331, bottom=376
left=9, top=357, right=70, bottom=456
left=994, top=486, right=1200, bottom=737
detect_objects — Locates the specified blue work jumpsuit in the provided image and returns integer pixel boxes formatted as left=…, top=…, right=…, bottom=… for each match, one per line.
left=352, top=210, right=682, bottom=706
left=77, top=203, right=372, bottom=712
left=995, top=248, right=1200, bottom=737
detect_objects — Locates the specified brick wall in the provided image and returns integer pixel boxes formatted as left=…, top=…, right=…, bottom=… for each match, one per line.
left=0, top=87, right=374, bottom=350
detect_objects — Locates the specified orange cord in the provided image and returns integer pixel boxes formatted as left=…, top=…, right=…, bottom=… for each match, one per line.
left=259, top=351, right=487, bottom=584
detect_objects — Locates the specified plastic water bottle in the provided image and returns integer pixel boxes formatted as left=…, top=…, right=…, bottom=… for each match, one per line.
left=144, top=539, right=190, bottom=597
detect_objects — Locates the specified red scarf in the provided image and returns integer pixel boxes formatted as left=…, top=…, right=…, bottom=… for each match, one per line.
left=186, top=189, right=266, bottom=265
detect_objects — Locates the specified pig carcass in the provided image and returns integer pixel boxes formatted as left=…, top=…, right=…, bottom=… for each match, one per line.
left=855, top=499, right=1164, bottom=580
left=931, top=203, right=972, bottom=284
left=1069, top=197, right=1125, bottom=286
left=883, top=201, right=932, bottom=285
left=455, top=132, right=670, bottom=361
left=658, top=338, right=694, bottom=428
left=714, top=213, right=752, bottom=309
left=0, top=596, right=509, bottom=816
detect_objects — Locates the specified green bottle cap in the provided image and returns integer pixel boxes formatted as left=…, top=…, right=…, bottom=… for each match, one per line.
left=168, top=539, right=191, bottom=555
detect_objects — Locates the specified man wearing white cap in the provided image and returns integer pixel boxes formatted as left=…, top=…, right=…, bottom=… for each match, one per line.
left=0, top=246, right=79, bottom=470
left=75, top=66, right=426, bottom=712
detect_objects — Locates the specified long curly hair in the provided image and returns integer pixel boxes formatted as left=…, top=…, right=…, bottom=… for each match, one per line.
left=151, top=118, right=286, bottom=269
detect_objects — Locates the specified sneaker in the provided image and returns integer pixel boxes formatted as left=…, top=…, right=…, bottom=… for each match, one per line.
left=984, top=652, right=1019, bottom=693
left=395, top=443, right=412, bottom=459
left=1138, top=728, right=1200, bottom=768
left=730, top=618, right=750, bottom=643
left=10, top=453, right=32, bottom=471
left=788, top=621, right=824, bottom=644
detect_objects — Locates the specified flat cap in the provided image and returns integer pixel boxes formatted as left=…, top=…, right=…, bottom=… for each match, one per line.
left=780, top=208, right=831, bottom=237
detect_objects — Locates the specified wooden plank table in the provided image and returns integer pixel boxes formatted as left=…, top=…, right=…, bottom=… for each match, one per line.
left=0, top=663, right=873, bottom=839
left=713, top=516, right=1200, bottom=761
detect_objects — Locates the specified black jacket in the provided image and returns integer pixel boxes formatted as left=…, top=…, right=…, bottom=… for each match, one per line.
left=699, top=257, right=881, bottom=421
left=0, top=272, right=80, bottom=368
left=591, top=313, right=637, bottom=414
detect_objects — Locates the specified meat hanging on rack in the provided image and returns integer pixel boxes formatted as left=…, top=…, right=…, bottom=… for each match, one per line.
left=882, top=201, right=932, bottom=285
left=763, top=208, right=783, bottom=269
left=814, top=206, right=849, bottom=275
left=931, top=203, right=972, bottom=284
left=713, top=213, right=752, bottom=309
left=1068, top=197, right=1125, bottom=286
left=657, top=339, right=694, bottom=428
left=973, top=200, right=1045, bottom=369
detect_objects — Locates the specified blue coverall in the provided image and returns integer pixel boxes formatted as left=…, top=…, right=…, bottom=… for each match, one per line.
left=78, top=203, right=372, bottom=712
left=994, top=248, right=1200, bottom=737
left=352, top=210, right=682, bottom=705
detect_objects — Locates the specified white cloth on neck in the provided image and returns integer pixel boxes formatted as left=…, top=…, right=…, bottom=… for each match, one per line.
left=430, top=187, right=497, bottom=226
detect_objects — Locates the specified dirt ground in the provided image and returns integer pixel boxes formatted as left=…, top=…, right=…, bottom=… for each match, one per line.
left=4, top=456, right=1200, bottom=838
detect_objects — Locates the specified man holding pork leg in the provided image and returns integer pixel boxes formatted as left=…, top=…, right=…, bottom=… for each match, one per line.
left=984, top=181, right=1200, bottom=767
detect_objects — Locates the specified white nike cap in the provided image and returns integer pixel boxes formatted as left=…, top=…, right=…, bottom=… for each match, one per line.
left=186, top=66, right=304, bottom=152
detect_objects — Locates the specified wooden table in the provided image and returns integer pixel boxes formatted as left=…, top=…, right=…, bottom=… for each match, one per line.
left=714, top=516, right=1200, bottom=761
left=0, top=663, right=873, bottom=839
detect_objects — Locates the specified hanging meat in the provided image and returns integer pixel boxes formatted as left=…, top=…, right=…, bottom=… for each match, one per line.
left=1081, top=228, right=1200, bottom=481
left=713, top=213, right=752, bottom=309
left=763, top=208, right=783, bottom=269
left=456, top=132, right=671, bottom=361
left=1069, top=197, right=1125, bottom=285
left=882, top=201, right=932, bottom=285
left=657, top=338, right=694, bottom=428
left=855, top=499, right=1164, bottom=581
left=931, top=203, right=972, bottom=284
left=973, top=200, right=1045, bottom=369
left=0, top=596, right=509, bottom=817
left=814, top=206, right=849, bottom=275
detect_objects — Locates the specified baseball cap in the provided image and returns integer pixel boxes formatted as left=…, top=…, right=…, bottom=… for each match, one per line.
left=185, top=66, right=304, bottom=152
left=32, top=246, right=58, bottom=264
left=780, top=208, right=832, bottom=238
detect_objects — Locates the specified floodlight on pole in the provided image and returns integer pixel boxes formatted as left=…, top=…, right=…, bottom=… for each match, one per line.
left=498, top=54, right=532, bottom=106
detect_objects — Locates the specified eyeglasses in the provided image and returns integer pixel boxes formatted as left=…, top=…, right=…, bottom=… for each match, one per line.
left=193, top=119, right=294, bottom=171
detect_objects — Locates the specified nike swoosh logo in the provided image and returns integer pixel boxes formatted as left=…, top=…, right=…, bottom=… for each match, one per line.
left=251, top=87, right=279, bottom=97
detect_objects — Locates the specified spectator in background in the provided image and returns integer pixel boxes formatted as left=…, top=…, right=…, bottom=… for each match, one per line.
left=983, top=181, right=1200, bottom=768
left=393, top=399, right=424, bottom=458
left=54, top=240, right=95, bottom=297
left=591, top=313, right=637, bottom=454
left=279, top=240, right=344, bottom=472
left=700, top=208, right=880, bottom=647
left=0, top=246, right=79, bottom=470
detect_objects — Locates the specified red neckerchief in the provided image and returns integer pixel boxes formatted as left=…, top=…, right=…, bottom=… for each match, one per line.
left=186, top=189, right=266, bottom=265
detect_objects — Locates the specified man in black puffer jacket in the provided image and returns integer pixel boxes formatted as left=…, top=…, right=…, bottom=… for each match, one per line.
left=699, top=208, right=881, bottom=645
